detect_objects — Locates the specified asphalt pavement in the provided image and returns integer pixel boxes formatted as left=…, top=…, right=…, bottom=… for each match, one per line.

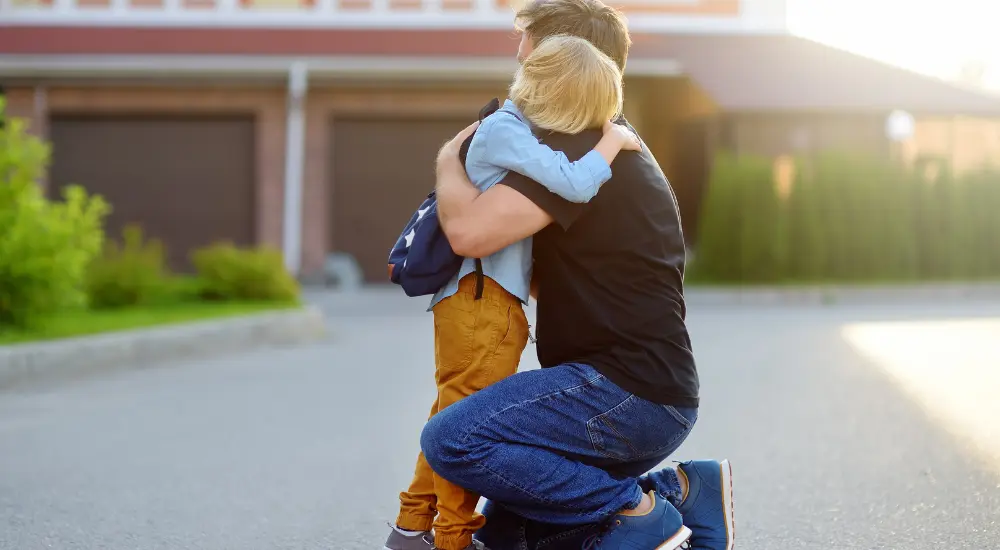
left=1, top=289, right=998, bottom=549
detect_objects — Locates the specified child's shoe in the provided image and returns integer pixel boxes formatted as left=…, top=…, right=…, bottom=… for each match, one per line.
left=384, top=524, right=435, bottom=550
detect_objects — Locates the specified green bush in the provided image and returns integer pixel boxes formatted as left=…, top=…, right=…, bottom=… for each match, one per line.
left=690, top=152, right=744, bottom=282
left=0, top=100, right=108, bottom=328
left=784, top=156, right=828, bottom=280
left=787, top=152, right=919, bottom=281
left=86, top=225, right=169, bottom=309
left=963, top=166, right=1000, bottom=277
left=693, top=152, right=785, bottom=283
left=156, top=275, right=206, bottom=304
left=192, top=243, right=299, bottom=303
left=694, top=150, right=1000, bottom=284
left=734, top=154, right=786, bottom=282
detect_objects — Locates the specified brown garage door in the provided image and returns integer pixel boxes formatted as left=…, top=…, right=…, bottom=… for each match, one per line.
left=330, top=116, right=472, bottom=282
left=49, top=114, right=255, bottom=272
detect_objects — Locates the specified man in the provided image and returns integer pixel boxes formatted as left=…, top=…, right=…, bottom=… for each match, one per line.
left=420, top=1, right=735, bottom=549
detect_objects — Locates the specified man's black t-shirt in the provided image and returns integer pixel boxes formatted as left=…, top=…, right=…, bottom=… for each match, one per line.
left=495, top=124, right=699, bottom=408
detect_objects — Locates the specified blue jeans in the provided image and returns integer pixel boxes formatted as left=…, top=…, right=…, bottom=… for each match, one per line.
left=420, top=363, right=698, bottom=550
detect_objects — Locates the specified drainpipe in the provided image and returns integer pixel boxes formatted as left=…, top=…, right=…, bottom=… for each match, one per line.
left=282, top=61, right=309, bottom=276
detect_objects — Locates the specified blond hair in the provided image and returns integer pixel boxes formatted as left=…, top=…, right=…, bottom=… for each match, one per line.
left=515, top=0, right=631, bottom=71
left=508, top=35, right=623, bottom=135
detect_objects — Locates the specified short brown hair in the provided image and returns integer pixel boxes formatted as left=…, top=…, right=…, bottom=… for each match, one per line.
left=509, top=35, right=623, bottom=134
left=515, top=0, right=631, bottom=71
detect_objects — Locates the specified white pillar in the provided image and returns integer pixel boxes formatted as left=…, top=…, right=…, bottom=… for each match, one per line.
left=51, top=0, right=74, bottom=12
left=163, top=0, right=183, bottom=14
left=216, top=0, right=238, bottom=14
left=282, top=61, right=309, bottom=275
left=316, top=0, right=335, bottom=14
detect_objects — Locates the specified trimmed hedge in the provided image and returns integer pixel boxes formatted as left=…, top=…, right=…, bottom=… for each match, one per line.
left=694, top=153, right=786, bottom=283
left=691, top=151, right=1000, bottom=284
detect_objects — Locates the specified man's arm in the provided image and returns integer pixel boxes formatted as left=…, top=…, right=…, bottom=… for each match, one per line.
left=436, top=145, right=553, bottom=258
left=435, top=121, right=592, bottom=258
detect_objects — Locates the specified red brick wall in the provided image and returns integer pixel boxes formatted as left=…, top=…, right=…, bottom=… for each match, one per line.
left=496, top=0, right=740, bottom=15
left=5, top=87, right=52, bottom=188
left=4, top=87, right=47, bottom=137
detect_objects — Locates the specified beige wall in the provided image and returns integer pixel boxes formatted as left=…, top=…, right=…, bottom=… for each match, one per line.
left=908, top=116, right=1000, bottom=173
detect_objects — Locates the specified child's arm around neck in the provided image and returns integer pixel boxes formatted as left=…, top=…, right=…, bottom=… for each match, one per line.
left=473, top=111, right=634, bottom=203
left=595, top=120, right=641, bottom=166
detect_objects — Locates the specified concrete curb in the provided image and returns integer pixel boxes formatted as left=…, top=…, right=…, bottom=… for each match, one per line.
left=685, top=282, right=1000, bottom=306
left=0, top=306, right=326, bottom=390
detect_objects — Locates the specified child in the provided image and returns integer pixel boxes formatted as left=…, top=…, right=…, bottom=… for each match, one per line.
left=387, top=35, right=640, bottom=550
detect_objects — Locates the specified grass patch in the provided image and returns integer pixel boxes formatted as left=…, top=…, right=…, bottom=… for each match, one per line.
left=0, top=301, right=300, bottom=346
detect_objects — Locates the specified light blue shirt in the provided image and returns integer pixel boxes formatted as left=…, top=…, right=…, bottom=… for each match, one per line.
left=429, top=100, right=612, bottom=310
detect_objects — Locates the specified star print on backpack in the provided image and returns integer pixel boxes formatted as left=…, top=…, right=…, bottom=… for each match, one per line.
left=386, top=191, right=465, bottom=297
left=386, top=98, right=500, bottom=298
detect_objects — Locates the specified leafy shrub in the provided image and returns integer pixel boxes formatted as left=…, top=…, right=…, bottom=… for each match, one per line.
left=690, top=153, right=743, bottom=282
left=0, top=100, right=108, bottom=328
left=192, top=243, right=299, bottom=303
left=786, top=152, right=919, bottom=281
left=694, top=150, right=1000, bottom=284
left=156, top=275, right=206, bottom=304
left=693, top=153, right=785, bottom=283
left=86, top=225, right=168, bottom=309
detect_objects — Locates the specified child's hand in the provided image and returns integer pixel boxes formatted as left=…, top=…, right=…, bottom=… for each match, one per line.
left=603, top=120, right=641, bottom=152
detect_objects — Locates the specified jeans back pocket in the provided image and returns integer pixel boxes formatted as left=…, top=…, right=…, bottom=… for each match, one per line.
left=587, top=395, right=697, bottom=462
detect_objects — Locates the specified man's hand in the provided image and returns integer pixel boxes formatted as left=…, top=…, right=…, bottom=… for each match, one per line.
left=436, top=121, right=480, bottom=174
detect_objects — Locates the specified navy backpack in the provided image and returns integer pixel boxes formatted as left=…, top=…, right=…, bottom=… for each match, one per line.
left=386, top=98, right=501, bottom=299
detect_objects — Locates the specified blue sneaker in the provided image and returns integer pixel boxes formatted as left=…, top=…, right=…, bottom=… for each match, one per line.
left=583, top=491, right=692, bottom=550
left=676, top=460, right=735, bottom=550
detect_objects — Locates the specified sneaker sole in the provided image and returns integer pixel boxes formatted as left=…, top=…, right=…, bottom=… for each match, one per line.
left=655, top=525, right=692, bottom=549
left=719, top=459, right=735, bottom=550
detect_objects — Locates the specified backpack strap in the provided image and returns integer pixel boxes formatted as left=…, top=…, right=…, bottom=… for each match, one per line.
left=469, top=98, right=501, bottom=302
left=474, top=258, right=484, bottom=300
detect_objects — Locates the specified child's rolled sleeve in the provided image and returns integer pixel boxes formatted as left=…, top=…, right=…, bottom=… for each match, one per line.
left=478, top=112, right=613, bottom=203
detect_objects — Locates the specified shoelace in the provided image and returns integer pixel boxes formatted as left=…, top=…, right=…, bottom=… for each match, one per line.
left=581, top=531, right=604, bottom=550
left=581, top=518, right=619, bottom=550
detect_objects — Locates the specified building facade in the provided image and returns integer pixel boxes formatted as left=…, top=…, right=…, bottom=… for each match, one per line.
left=1, top=0, right=997, bottom=281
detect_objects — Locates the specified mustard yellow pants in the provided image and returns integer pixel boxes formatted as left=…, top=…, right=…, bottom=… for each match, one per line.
left=396, top=274, right=529, bottom=550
